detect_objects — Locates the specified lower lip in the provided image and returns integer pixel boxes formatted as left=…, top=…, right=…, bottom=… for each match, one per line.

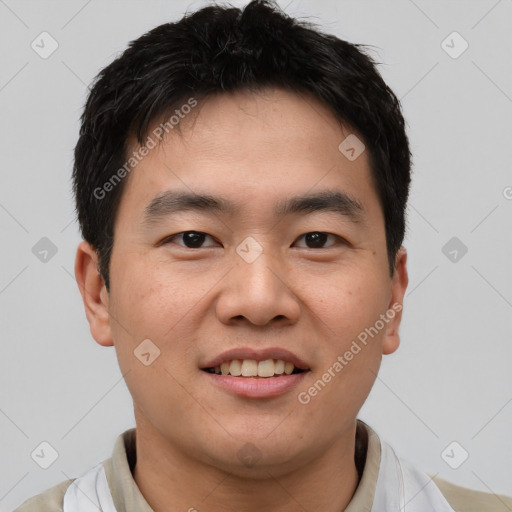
left=202, top=371, right=309, bottom=398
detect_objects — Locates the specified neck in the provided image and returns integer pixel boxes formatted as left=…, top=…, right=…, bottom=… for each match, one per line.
left=132, top=416, right=362, bottom=512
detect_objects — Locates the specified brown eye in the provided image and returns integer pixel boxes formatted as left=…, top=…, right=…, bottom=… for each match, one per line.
left=165, top=231, right=220, bottom=248
left=294, top=231, right=337, bottom=248
left=181, top=231, right=206, bottom=248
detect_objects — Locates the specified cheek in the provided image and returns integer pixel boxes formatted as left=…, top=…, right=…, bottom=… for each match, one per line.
left=109, top=256, right=200, bottom=334
left=301, top=266, right=390, bottom=344
left=107, top=255, right=224, bottom=386
left=296, top=275, right=387, bottom=422
left=107, top=273, right=199, bottom=420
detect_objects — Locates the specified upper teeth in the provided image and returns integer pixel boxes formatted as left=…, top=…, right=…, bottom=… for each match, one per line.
left=215, top=359, right=296, bottom=377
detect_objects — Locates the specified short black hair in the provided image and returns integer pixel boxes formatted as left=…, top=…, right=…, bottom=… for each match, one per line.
left=73, top=0, right=411, bottom=291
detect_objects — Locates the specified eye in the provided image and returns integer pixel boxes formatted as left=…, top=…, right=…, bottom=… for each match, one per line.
left=293, top=231, right=341, bottom=249
left=163, top=231, right=220, bottom=248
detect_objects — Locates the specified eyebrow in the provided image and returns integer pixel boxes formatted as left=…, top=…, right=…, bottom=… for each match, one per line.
left=142, top=190, right=364, bottom=227
left=275, top=190, right=364, bottom=222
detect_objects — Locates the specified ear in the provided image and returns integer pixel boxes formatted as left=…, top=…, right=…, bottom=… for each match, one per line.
left=382, top=246, right=408, bottom=355
left=74, top=241, right=114, bottom=347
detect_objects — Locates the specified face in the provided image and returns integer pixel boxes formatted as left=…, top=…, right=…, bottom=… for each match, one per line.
left=77, top=87, right=407, bottom=476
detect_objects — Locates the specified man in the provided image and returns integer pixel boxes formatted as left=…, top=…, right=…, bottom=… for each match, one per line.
left=15, top=1, right=512, bottom=511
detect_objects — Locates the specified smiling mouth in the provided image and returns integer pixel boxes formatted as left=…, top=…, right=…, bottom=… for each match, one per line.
left=202, top=359, right=309, bottom=378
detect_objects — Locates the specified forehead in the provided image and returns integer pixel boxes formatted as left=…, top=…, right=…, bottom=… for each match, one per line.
left=118, top=87, right=381, bottom=223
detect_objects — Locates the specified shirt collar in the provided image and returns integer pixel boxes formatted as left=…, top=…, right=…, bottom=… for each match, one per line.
left=103, top=419, right=381, bottom=512
left=103, top=430, right=152, bottom=512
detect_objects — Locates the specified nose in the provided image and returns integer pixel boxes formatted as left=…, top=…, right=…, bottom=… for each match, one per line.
left=215, top=251, right=301, bottom=327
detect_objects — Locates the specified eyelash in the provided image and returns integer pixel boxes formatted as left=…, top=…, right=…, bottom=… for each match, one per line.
left=161, top=230, right=346, bottom=249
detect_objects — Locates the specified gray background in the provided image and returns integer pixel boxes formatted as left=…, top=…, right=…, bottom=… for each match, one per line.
left=1, top=0, right=511, bottom=509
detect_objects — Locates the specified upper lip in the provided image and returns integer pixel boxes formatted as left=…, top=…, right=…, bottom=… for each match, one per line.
left=201, top=347, right=310, bottom=371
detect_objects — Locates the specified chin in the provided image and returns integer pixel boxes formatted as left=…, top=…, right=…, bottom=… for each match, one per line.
left=200, top=430, right=312, bottom=476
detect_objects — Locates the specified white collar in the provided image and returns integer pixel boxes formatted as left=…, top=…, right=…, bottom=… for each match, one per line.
left=372, top=439, right=455, bottom=511
left=63, top=434, right=455, bottom=512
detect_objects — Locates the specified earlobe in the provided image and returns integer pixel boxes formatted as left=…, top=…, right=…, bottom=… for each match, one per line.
left=382, top=247, right=408, bottom=355
left=74, top=241, right=114, bottom=347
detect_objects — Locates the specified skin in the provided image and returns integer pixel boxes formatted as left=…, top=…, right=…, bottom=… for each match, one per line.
left=75, top=87, right=408, bottom=512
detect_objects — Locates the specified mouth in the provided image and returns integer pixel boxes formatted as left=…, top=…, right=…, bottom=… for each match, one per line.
left=200, top=348, right=310, bottom=398
left=202, top=359, right=308, bottom=378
